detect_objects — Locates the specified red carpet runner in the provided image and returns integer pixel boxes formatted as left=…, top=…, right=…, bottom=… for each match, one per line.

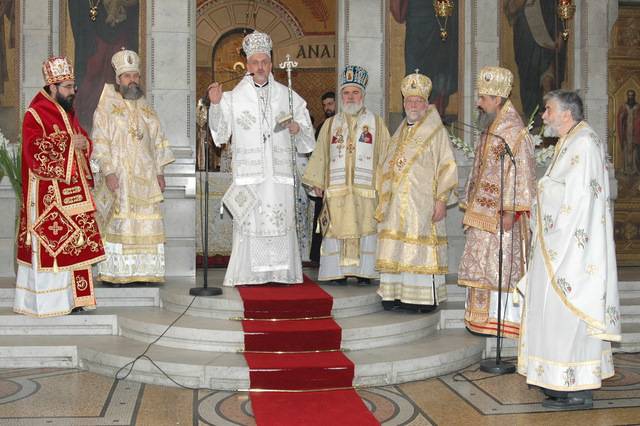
left=238, top=276, right=380, bottom=425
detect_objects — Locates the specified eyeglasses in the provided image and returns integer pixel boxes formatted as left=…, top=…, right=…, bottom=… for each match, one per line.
left=55, top=83, right=78, bottom=92
left=404, top=98, right=426, bottom=105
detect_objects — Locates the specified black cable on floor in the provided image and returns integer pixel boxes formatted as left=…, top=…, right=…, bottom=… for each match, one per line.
left=114, top=289, right=221, bottom=391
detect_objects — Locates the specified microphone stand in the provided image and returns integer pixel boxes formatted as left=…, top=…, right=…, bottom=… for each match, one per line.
left=190, top=73, right=253, bottom=296
left=479, top=148, right=515, bottom=374
left=190, top=97, right=222, bottom=296
left=451, top=121, right=515, bottom=374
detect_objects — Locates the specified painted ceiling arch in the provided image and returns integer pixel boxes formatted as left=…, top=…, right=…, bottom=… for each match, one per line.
left=196, top=0, right=305, bottom=68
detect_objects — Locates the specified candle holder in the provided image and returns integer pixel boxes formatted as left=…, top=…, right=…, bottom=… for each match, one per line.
left=433, top=0, right=454, bottom=42
left=557, top=0, right=576, bottom=41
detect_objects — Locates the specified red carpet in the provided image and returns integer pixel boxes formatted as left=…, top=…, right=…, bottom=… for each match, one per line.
left=242, top=319, right=342, bottom=352
left=238, top=276, right=380, bottom=425
left=239, top=280, right=333, bottom=319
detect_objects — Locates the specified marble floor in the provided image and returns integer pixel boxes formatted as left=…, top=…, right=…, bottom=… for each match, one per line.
left=1, top=352, right=639, bottom=425
left=2, top=266, right=640, bottom=425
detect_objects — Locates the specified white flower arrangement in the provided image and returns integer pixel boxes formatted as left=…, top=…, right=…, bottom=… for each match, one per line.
left=525, top=106, right=555, bottom=167
left=450, top=105, right=556, bottom=167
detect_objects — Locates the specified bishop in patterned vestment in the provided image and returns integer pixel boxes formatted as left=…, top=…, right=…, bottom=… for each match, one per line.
left=205, top=31, right=315, bottom=286
left=91, top=49, right=174, bottom=285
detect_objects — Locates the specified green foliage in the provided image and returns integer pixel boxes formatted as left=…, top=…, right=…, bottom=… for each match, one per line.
left=0, top=129, right=22, bottom=217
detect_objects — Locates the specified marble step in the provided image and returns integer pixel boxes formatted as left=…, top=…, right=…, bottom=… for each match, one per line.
left=0, top=329, right=486, bottom=391
left=158, top=278, right=386, bottom=320
left=2, top=276, right=634, bottom=313
left=0, top=304, right=441, bottom=353
left=0, top=283, right=162, bottom=308
left=620, top=298, right=640, bottom=323
left=618, top=323, right=640, bottom=353
left=2, top=283, right=639, bottom=353
left=1, top=269, right=638, bottom=391
left=0, top=275, right=465, bottom=314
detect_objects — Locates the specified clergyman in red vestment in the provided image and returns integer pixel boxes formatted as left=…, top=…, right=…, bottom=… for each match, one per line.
left=13, top=57, right=105, bottom=318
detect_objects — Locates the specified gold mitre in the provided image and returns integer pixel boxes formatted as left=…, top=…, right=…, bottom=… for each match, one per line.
left=477, top=66, right=514, bottom=98
left=242, top=31, right=273, bottom=59
left=401, top=70, right=432, bottom=101
left=112, top=49, right=140, bottom=77
left=42, top=57, right=74, bottom=85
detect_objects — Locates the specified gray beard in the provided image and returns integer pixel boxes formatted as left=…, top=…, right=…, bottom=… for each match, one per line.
left=119, top=83, right=144, bottom=100
left=543, top=124, right=559, bottom=137
left=342, top=102, right=363, bottom=116
left=477, top=110, right=498, bottom=131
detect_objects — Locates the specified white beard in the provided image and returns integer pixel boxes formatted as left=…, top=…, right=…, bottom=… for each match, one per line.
left=342, top=101, right=363, bottom=115
left=406, top=109, right=424, bottom=123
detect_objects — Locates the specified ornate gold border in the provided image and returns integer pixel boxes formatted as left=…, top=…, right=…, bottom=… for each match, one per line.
left=498, top=0, right=574, bottom=117
left=59, top=1, right=147, bottom=86
left=385, top=0, right=464, bottom=124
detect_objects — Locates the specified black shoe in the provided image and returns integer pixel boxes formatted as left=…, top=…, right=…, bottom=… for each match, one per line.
left=400, top=302, right=436, bottom=313
left=541, top=397, right=593, bottom=410
left=382, top=300, right=397, bottom=310
left=328, top=278, right=347, bottom=286
left=102, top=281, right=121, bottom=287
left=70, top=307, right=85, bottom=313
left=357, top=277, right=371, bottom=286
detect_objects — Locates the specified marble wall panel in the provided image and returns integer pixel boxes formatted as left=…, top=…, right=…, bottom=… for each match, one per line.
left=163, top=197, right=195, bottom=239
left=164, top=238, right=196, bottom=277
left=153, top=90, right=192, bottom=149
left=22, top=30, right=50, bottom=90
left=151, top=0, right=190, bottom=32
left=344, top=36, right=385, bottom=117
left=151, top=33, right=190, bottom=89
left=0, top=183, right=17, bottom=277
left=23, top=0, right=51, bottom=29
left=346, top=2, right=383, bottom=38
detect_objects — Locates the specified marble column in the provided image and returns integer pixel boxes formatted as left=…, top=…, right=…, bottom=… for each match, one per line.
left=3, top=0, right=197, bottom=278
left=573, top=0, right=618, bottom=143
left=0, top=0, right=56, bottom=277
left=147, top=0, right=197, bottom=277
left=336, top=0, right=387, bottom=118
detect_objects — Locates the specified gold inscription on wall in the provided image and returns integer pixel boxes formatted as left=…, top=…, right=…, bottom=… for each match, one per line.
left=275, top=36, right=336, bottom=69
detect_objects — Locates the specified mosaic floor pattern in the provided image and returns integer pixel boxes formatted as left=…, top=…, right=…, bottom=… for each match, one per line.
left=1, top=353, right=639, bottom=425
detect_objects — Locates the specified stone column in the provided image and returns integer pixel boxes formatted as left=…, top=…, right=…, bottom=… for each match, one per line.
left=0, top=0, right=57, bottom=277
left=2, top=0, right=197, bottom=278
left=147, top=0, right=197, bottom=277
left=573, top=0, right=618, bottom=142
left=336, top=0, right=386, bottom=117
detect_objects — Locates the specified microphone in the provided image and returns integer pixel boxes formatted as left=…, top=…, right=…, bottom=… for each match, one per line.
left=447, top=120, right=516, bottom=164
left=201, top=73, right=255, bottom=105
